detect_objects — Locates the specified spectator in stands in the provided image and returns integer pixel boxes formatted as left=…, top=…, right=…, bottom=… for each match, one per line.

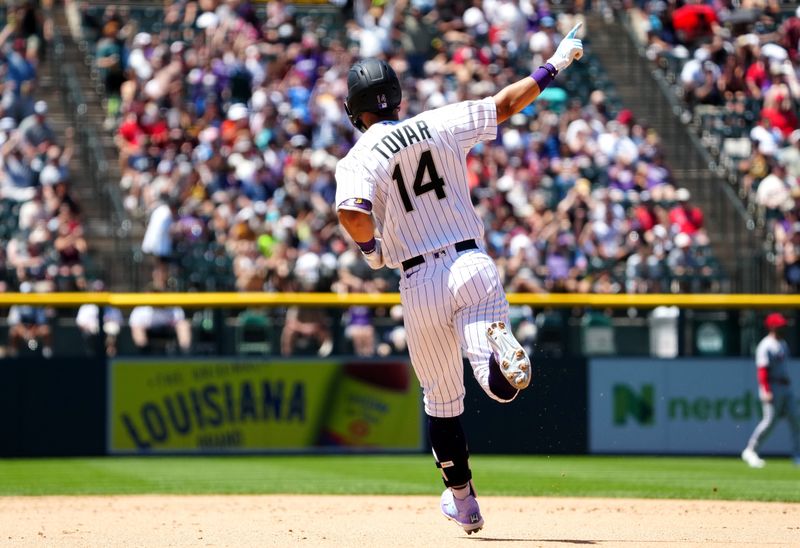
left=76, top=281, right=123, bottom=357
left=18, top=100, right=54, bottom=150
left=233, top=239, right=267, bottom=291
left=667, top=232, right=700, bottom=290
left=780, top=223, right=800, bottom=289
left=760, top=83, right=798, bottom=139
left=7, top=227, right=48, bottom=286
left=17, top=186, right=45, bottom=232
left=94, top=20, right=124, bottom=122
left=755, top=162, right=791, bottom=212
left=335, top=252, right=378, bottom=357
left=7, top=281, right=52, bottom=358
left=626, top=237, right=663, bottom=293
left=633, top=191, right=661, bottom=232
left=377, top=304, right=407, bottom=357
left=778, top=129, right=800, bottom=180
left=344, top=304, right=375, bottom=357
left=681, top=49, right=721, bottom=105
left=141, top=195, right=180, bottom=289
left=3, top=37, right=36, bottom=90
left=669, top=188, right=704, bottom=236
left=53, top=202, right=88, bottom=290
left=0, top=132, right=37, bottom=201
left=671, top=2, right=720, bottom=47
left=129, top=303, right=192, bottom=355
left=280, top=305, right=334, bottom=357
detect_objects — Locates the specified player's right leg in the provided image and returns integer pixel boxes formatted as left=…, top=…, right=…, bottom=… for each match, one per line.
left=487, top=320, right=531, bottom=390
left=451, top=252, right=531, bottom=401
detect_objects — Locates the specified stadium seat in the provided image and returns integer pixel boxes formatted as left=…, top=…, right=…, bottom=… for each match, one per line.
left=235, top=310, right=272, bottom=356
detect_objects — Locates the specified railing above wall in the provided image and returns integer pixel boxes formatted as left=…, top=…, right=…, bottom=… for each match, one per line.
left=0, top=291, right=798, bottom=309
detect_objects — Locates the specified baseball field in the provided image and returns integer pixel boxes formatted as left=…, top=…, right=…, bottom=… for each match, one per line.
left=2, top=455, right=799, bottom=547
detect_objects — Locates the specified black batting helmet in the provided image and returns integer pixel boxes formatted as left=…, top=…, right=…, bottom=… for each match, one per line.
left=344, top=59, right=401, bottom=132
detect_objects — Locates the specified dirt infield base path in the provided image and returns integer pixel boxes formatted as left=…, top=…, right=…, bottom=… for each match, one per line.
left=1, top=495, right=799, bottom=547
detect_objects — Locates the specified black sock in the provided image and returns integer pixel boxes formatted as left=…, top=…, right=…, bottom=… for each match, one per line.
left=428, top=415, right=471, bottom=487
left=488, top=353, right=519, bottom=400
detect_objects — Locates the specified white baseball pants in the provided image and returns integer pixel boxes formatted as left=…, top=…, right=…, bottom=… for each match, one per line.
left=746, top=387, right=800, bottom=456
left=399, top=243, right=512, bottom=418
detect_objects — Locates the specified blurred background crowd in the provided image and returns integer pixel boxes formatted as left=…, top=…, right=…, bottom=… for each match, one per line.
left=0, top=0, right=92, bottom=357
left=1, top=1, right=87, bottom=296
left=76, top=0, right=721, bottom=305
left=627, top=1, right=800, bottom=289
left=2, top=0, right=757, bottom=358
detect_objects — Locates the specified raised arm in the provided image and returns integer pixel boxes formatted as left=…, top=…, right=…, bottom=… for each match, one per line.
left=494, top=23, right=584, bottom=125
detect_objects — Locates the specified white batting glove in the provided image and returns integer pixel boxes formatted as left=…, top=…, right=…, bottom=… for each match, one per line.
left=361, top=238, right=385, bottom=270
left=547, top=22, right=584, bottom=72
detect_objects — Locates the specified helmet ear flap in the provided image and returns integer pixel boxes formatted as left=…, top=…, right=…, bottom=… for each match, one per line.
left=344, top=101, right=366, bottom=132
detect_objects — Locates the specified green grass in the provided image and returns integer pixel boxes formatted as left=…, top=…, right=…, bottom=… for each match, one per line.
left=1, top=455, right=799, bottom=502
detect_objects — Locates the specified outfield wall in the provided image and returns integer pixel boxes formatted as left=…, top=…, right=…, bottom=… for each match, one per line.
left=2, top=356, right=796, bottom=457
left=589, top=358, right=800, bottom=455
left=0, top=357, right=587, bottom=457
left=0, top=357, right=107, bottom=457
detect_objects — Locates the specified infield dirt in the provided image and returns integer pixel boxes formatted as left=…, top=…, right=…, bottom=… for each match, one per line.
left=1, top=495, right=798, bottom=547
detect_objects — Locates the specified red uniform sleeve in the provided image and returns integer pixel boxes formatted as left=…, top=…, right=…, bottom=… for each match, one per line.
left=757, top=367, right=771, bottom=394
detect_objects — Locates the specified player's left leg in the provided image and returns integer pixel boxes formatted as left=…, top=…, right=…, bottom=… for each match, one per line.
left=429, top=414, right=483, bottom=534
left=743, top=397, right=777, bottom=467
left=399, top=256, right=482, bottom=534
left=451, top=252, right=531, bottom=401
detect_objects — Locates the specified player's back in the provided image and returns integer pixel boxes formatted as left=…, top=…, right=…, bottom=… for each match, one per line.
left=335, top=98, right=498, bottom=269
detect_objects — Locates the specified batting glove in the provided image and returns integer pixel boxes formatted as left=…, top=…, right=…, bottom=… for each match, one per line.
left=360, top=237, right=385, bottom=270
left=547, top=22, right=584, bottom=72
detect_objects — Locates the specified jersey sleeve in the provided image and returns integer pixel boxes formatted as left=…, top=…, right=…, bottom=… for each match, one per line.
left=440, top=98, right=498, bottom=150
left=335, top=154, right=376, bottom=214
left=755, top=340, right=769, bottom=368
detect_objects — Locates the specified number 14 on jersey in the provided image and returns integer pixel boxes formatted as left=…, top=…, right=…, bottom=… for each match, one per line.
left=392, top=150, right=446, bottom=212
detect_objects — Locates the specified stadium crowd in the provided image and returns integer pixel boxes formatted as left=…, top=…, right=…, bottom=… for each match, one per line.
left=628, top=1, right=800, bottom=288
left=0, top=0, right=92, bottom=357
left=77, top=0, right=720, bottom=310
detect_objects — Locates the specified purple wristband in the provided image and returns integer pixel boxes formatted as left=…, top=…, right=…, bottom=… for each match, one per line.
left=338, top=198, right=373, bottom=213
left=357, top=237, right=376, bottom=254
left=531, top=63, right=558, bottom=91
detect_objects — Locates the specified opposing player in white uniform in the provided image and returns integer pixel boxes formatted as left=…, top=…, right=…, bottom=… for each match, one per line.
left=741, top=313, right=800, bottom=468
left=336, top=25, right=584, bottom=534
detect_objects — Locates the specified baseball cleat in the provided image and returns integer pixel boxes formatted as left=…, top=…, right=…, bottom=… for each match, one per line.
left=741, top=448, right=765, bottom=468
left=487, top=322, right=531, bottom=389
left=440, top=483, right=484, bottom=535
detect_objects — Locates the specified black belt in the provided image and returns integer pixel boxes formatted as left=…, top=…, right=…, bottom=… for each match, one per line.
left=401, top=239, right=478, bottom=271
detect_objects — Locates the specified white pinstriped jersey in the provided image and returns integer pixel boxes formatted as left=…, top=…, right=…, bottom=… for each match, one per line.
left=335, top=98, right=498, bottom=268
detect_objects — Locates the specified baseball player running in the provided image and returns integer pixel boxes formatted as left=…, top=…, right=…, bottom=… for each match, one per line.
left=335, top=24, right=584, bottom=533
left=741, top=313, right=800, bottom=468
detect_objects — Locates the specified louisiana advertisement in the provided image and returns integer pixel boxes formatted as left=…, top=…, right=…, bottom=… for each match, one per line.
left=108, top=359, right=422, bottom=454
left=589, top=358, right=800, bottom=455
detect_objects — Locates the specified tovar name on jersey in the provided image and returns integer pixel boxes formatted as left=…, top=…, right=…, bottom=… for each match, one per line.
left=370, top=120, right=433, bottom=159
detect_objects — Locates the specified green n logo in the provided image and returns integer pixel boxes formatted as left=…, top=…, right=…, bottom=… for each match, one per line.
left=613, top=384, right=654, bottom=425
